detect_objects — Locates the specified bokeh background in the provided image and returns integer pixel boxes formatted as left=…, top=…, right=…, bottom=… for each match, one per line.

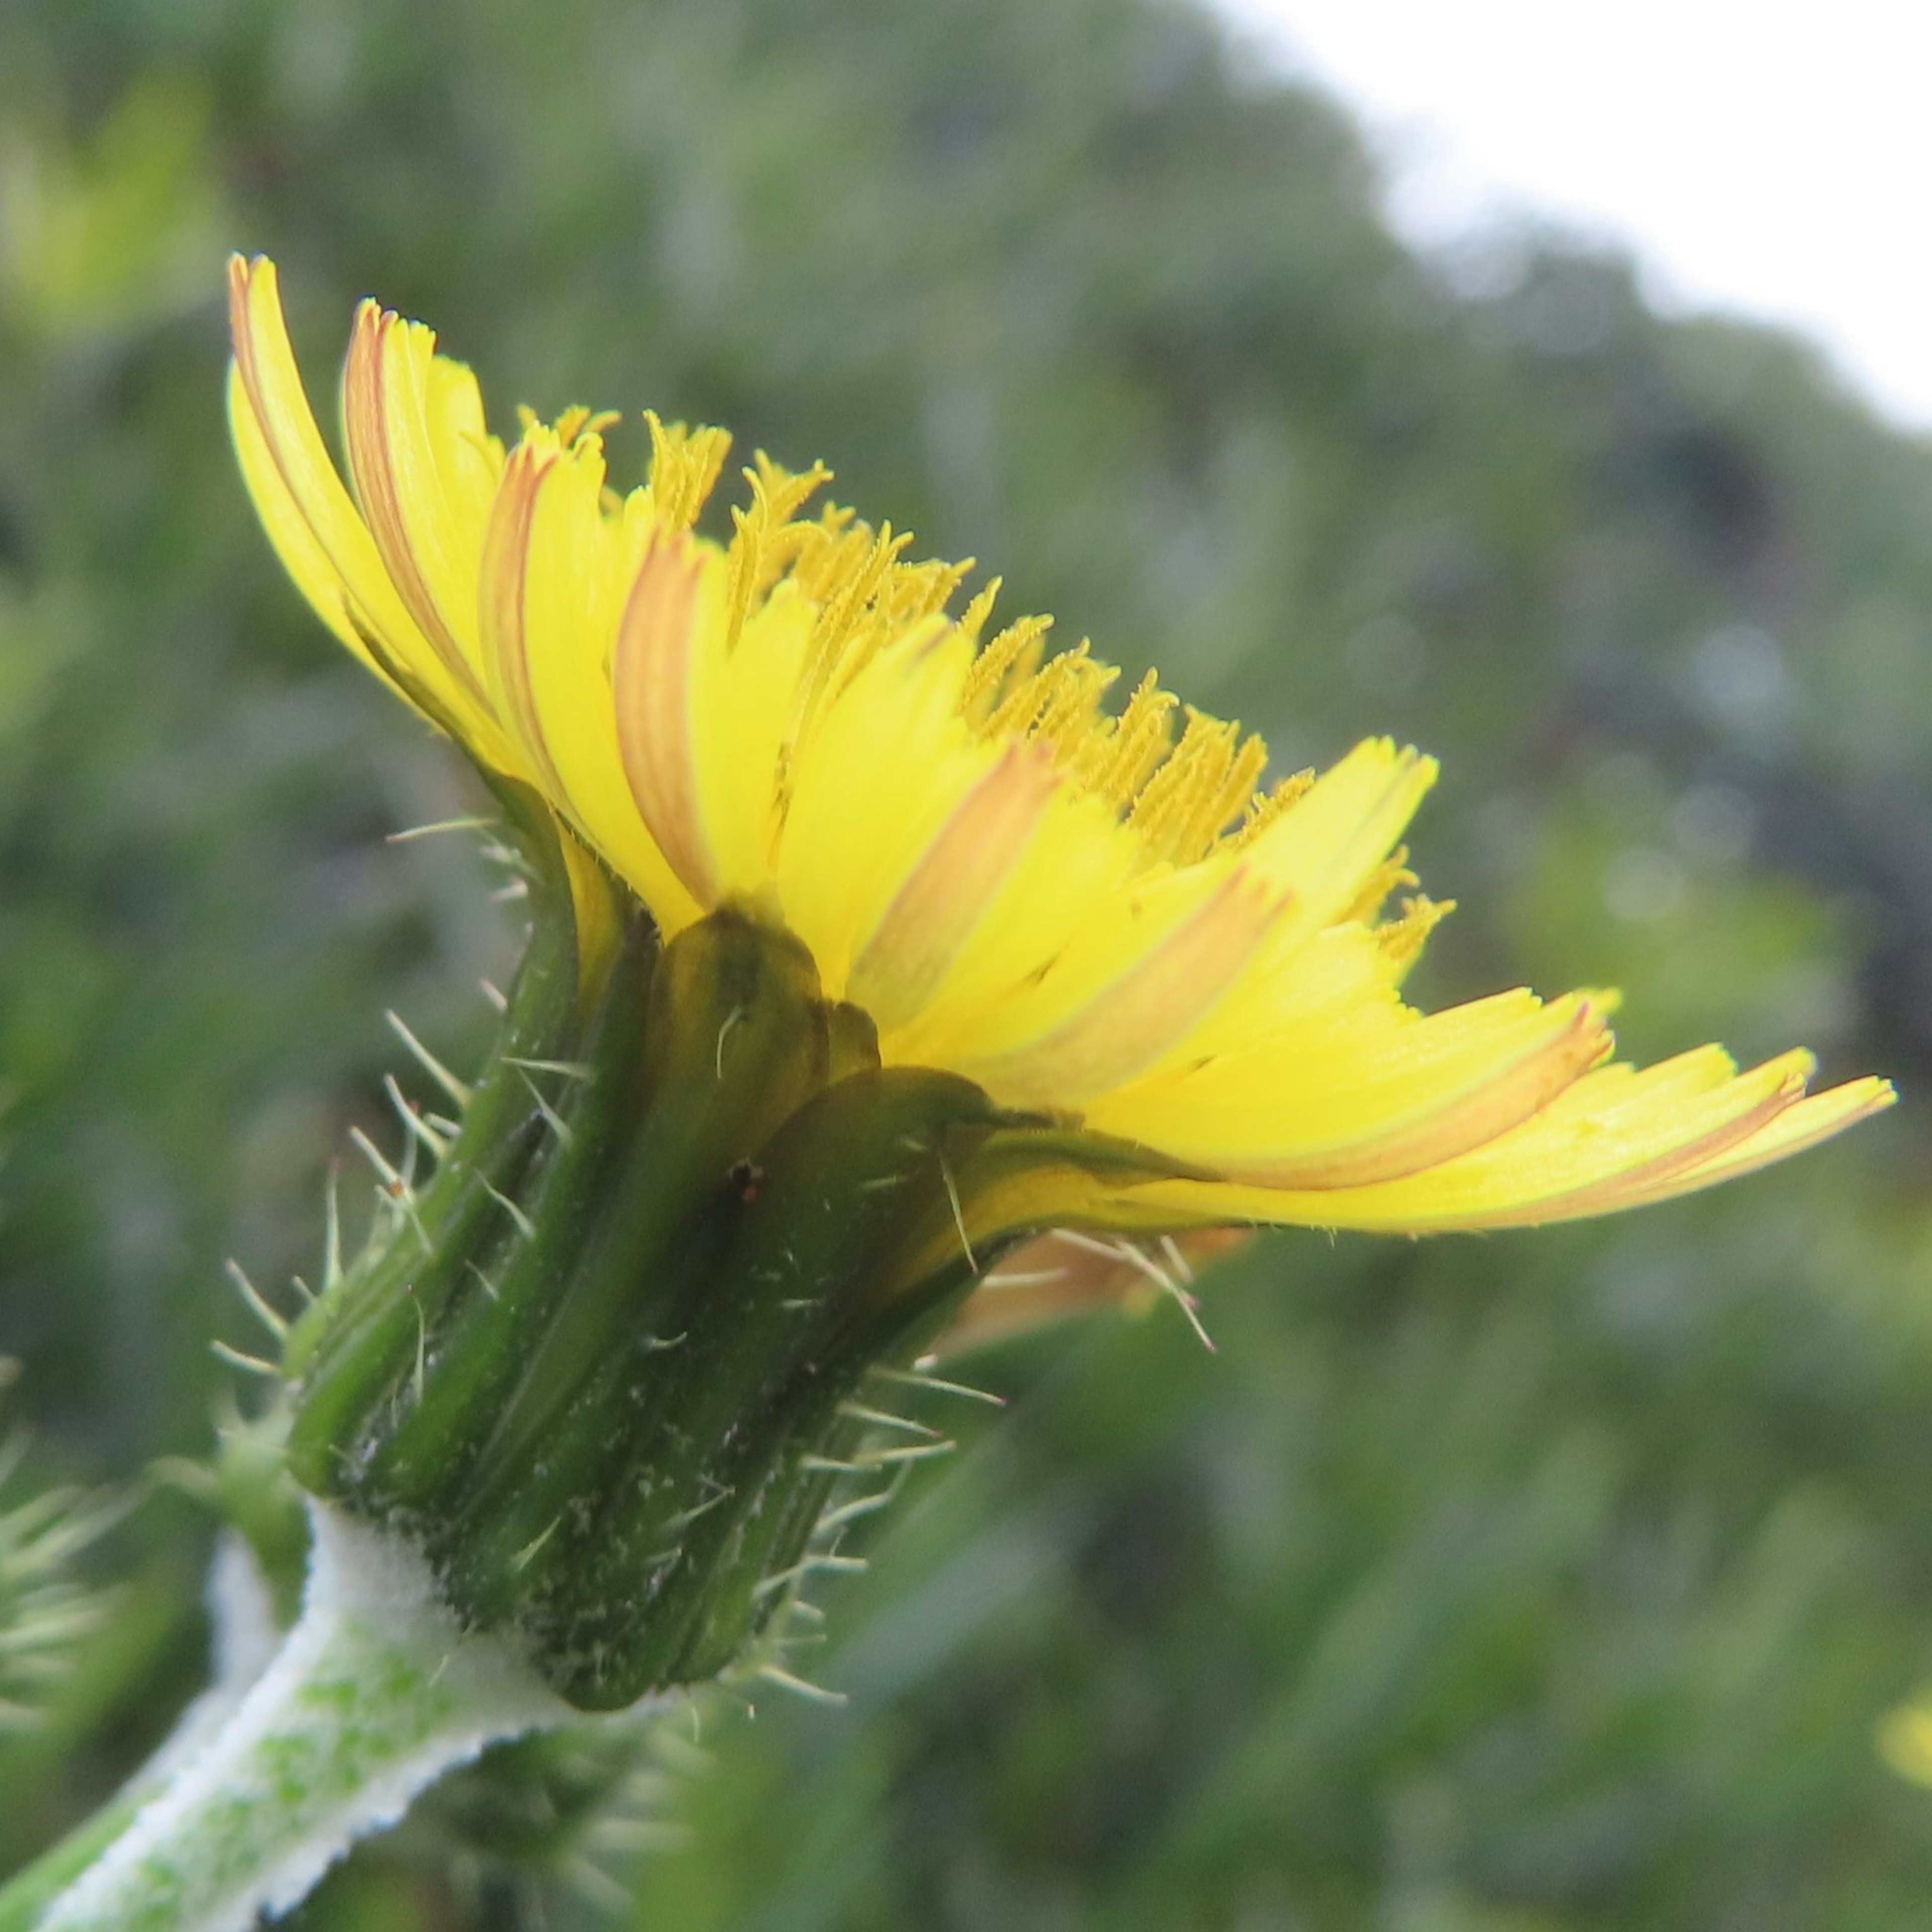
left=3, top=1, right=1930, bottom=1925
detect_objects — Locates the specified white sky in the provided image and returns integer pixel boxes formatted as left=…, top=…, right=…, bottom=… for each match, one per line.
left=1213, top=0, right=1932, bottom=430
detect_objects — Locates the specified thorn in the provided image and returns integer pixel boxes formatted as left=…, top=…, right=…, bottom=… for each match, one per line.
left=677, top=1687, right=705, bottom=1746
left=562, top=1853, right=634, bottom=1914
left=637, top=1548, right=681, bottom=1586
left=479, top=978, right=508, bottom=1013
left=853, top=1440, right=955, bottom=1468
left=979, top=1265, right=1069, bottom=1290
left=1053, top=1229, right=1217, bottom=1352
left=837, top=1401, right=941, bottom=1439
left=477, top=1171, right=536, bottom=1238
left=1160, top=1233, right=1196, bottom=1285
left=409, top=1289, right=427, bottom=1406
left=349, top=1127, right=432, bottom=1252
left=386, top=814, right=494, bottom=843
left=385, top=1010, right=473, bottom=1107
left=210, top=1340, right=282, bottom=1380
left=518, top=1071, right=575, bottom=1147
left=477, top=839, right=537, bottom=876
left=814, top=1489, right=897, bottom=1533
left=583, top=1816, right=692, bottom=1858
left=349, top=1124, right=405, bottom=1192
left=755, top=1664, right=847, bottom=1707
left=147, top=1454, right=219, bottom=1501
left=489, top=878, right=530, bottom=903
left=868, top=1364, right=1005, bottom=1408
left=223, top=1259, right=287, bottom=1340
left=938, top=1152, right=975, bottom=1270
left=465, top=1260, right=501, bottom=1303
left=715, top=1005, right=746, bottom=1080
left=1167, top=1287, right=1216, bottom=1353
left=657, top=1488, right=733, bottom=1534
left=502, top=1056, right=594, bottom=1082
left=323, top=1162, right=344, bottom=1291
left=289, top=1274, right=317, bottom=1307
left=385, top=1075, right=453, bottom=1161
left=394, top=1121, right=421, bottom=1193
left=752, top=1553, right=868, bottom=1600
left=511, top=1516, right=562, bottom=1573
left=0, top=1484, right=83, bottom=1545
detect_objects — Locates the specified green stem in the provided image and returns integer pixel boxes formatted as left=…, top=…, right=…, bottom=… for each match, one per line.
left=33, top=1505, right=574, bottom=1932
left=0, top=1535, right=284, bottom=1930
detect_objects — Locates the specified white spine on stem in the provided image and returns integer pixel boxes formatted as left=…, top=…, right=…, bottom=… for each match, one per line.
left=42, top=1501, right=578, bottom=1932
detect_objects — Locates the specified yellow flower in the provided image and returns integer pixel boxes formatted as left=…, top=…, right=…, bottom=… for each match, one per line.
left=227, top=255, right=1891, bottom=1240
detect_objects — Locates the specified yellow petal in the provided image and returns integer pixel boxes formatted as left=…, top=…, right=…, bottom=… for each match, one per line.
left=845, top=741, right=1062, bottom=1030
left=1124, top=1049, right=1887, bottom=1232
left=478, top=438, right=568, bottom=798
left=953, top=865, right=1288, bottom=1109
left=1241, top=737, right=1437, bottom=938
left=341, top=299, right=495, bottom=711
left=612, top=530, right=725, bottom=906
left=226, top=362, right=388, bottom=678
left=1087, top=980, right=1613, bottom=1187
left=776, top=623, right=1011, bottom=997
left=226, top=258, right=425, bottom=685
left=1582, top=1074, right=1895, bottom=1211
left=227, top=256, right=511, bottom=765
left=696, top=580, right=816, bottom=902
left=489, top=441, right=701, bottom=934
left=875, top=783, right=1143, bottom=1067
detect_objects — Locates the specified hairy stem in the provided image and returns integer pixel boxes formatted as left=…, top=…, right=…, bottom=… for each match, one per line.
left=0, top=1534, right=284, bottom=1931
left=35, top=1503, right=574, bottom=1932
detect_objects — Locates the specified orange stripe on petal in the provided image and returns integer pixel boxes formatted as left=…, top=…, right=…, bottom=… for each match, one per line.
left=478, top=443, right=568, bottom=800
left=848, top=745, right=1061, bottom=1029
left=613, top=532, right=716, bottom=905
left=226, top=258, right=403, bottom=655
left=1232, top=998, right=1614, bottom=1190
left=343, top=302, right=489, bottom=710
left=968, top=870, right=1284, bottom=1109
left=1556, top=1071, right=1895, bottom=1217
left=1467, top=1058, right=1812, bottom=1229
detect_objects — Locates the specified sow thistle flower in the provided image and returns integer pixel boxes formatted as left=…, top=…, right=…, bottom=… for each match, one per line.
left=221, top=254, right=1887, bottom=1717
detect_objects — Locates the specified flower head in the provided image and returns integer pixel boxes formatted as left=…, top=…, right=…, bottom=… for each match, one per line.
left=228, top=254, right=1890, bottom=1241
left=225, top=258, right=1895, bottom=1710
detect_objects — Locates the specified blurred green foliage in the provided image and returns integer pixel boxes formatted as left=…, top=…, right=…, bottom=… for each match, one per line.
left=1, top=0, right=1929, bottom=1924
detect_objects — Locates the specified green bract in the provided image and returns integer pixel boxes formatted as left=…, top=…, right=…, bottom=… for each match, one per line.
left=279, top=813, right=1015, bottom=1709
